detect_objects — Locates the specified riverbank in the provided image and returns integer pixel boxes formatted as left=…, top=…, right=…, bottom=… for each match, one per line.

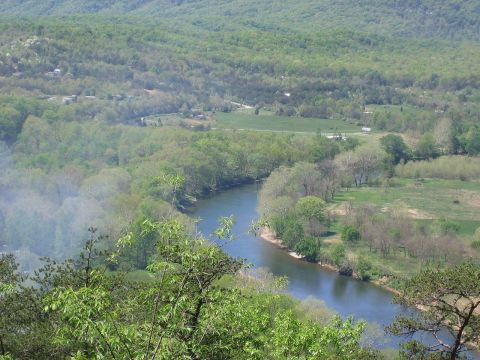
left=259, top=227, right=480, bottom=352
left=259, top=227, right=400, bottom=296
left=260, top=227, right=303, bottom=259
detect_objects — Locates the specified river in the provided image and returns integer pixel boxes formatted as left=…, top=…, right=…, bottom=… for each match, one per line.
left=192, top=183, right=479, bottom=358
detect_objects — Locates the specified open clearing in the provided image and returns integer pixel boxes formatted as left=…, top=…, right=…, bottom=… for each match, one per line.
left=213, top=111, right=362, bottom=133
left=333, top=178, right=480, bottom=235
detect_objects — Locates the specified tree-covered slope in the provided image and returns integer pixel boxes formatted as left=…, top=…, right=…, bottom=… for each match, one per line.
left=0, top=0, right=480, bottom=40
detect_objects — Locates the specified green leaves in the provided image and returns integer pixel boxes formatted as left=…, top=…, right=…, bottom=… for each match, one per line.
left=0, top=216, right=379, bottom=359
left=211, top=215, right=235, bottom=241
left=388, top=262, right=480, bottom=359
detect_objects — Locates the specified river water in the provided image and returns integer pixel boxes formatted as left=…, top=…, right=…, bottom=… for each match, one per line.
left=192, top=183, right=479, bottom=357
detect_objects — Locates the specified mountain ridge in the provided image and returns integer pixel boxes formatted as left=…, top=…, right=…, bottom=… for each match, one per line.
left=0, top=0, right=479, bottom=41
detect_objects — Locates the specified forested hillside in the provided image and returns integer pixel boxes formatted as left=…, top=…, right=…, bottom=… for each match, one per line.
left=1, top=1, right=480, bottom=359
left=1, top=0, right=480, bottom=40
left=2, top=16, right=480, bottom=150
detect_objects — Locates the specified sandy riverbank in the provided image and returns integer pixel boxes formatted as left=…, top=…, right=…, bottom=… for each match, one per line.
left=259, top=227, right=399, bottom=294
left=258, top=227, right=479, bottom=351
left=260, top=227, right=304, bottom=259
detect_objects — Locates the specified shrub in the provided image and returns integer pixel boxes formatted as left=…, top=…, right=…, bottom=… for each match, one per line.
left=341, top=225, right=361, bottom=242
left=338, top=261, right=353, bottom=276
left=356, top=258, right=373, bottom=281
left=438, top=219, right=460, bottom=235
left=294, top=236, right=320, bottom=262
left=331, top=244, right=346, bottom=267
left=395, top=156, right=480, bottom=181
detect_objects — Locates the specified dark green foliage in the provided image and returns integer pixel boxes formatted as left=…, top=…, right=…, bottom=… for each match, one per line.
left=311, top=134, right=341, bottom=163
left=2, top=0, right=480, bottom=41
left=341, top=225, right=361, bottom=242
left=460, top=125, right=480, bottom=155
left=294, top=236, right=319, bottom=262
left=1, top=121, right=329, bottom=261
left=415, top=133, right=441, bottom=160
left=380, top=134, right=411, bottom=165
left=356, top=258, right=373, bottom=281
left=0, top=220, right=377, bottom=359
left=331, top=244, right=346, bottom=267
left=271, top=214, right=305, bottom=249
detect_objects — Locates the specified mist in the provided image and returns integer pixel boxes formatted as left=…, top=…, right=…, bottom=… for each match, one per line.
left=0, top=141, right=121, bottom=270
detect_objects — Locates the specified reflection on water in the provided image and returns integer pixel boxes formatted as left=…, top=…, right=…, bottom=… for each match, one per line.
left=193, top=183, right=479, bottom=358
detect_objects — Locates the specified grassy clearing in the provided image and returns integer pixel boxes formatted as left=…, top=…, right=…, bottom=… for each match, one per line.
left=333, top=178, right=480, bottom=223
left=323, top=177, right=480, bottom=278
left=213, top=111, right=362, bottom=133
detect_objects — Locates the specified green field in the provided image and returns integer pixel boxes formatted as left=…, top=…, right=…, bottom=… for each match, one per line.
left=214, top=111, right=362, bottom=133
left=324, top=178, right=480, bottom=279
left=333, top=178, right=480, bottom=232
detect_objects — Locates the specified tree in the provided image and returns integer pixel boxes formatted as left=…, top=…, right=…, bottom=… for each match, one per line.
left=341, top=225, right=361, bottom=242
left=294, top=236, right=320, bottom=262
left=295, top=196, right=328, bottom=236
left=1, top=220, right=378, bottom=359
left=0, top=106, right=21, bottom=143
left=387, top=262, right=480, bottom=360
left=415, top=133, right=440, bottom=160
left=356, top=258, right=373, bottom=281
left=380, top=134, right=411, bottom=165
left=331, top=244, right=346, bottom=267
left=433, top=118, right=454, bottom=154
left=461, top=125, right=480, bottom=155
left=335, top=144, right=386, bottom=187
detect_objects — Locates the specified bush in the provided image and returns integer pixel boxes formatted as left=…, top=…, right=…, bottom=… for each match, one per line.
left=341, top=226, right=361, bottom=242
left=270, top=214, right=304, bottom=249
left=395, top=156, right=480, bottom=181
left=294, top=236, right=320, bottom=262
left=356, top=258, right=373, bottom=281
left=338, top=261, right=353, bottom=276
left=438, top=219, right=460, bottom=235
left=331, top=244, right=346, bottom=267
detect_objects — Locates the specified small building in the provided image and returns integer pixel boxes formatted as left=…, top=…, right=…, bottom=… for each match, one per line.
left=362, top=127, right=372, bottom=133
left=62, top=95, right=78, bottom=105
left=327, top=135, right=347, bottom=141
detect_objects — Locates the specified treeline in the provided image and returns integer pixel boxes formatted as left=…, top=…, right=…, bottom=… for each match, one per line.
left=1, top=0, right=480, bottom=41
left=342, top=204, right=468, bottom=264
left=1, top=117, right=347, bottom=266
left=1, top=17, right=480, bottom=143
left=396, top=156, right=480, bottom=181
left=257, top=135, right=480, bottom=279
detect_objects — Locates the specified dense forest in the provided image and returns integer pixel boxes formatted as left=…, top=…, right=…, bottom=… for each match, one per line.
left=1, top=0, right=480, bottom=359
left=1, top=0, right=480, bottom=40
left=1, top=15, right=480, bottom=152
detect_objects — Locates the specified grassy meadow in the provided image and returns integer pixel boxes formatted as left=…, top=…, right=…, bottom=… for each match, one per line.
left=324, top=177, right=480, bottom=278
left=213, top=110, right=362, bottom=134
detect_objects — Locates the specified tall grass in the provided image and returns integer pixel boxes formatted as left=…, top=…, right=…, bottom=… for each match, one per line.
left=396, top=156, right=480, bottom=180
